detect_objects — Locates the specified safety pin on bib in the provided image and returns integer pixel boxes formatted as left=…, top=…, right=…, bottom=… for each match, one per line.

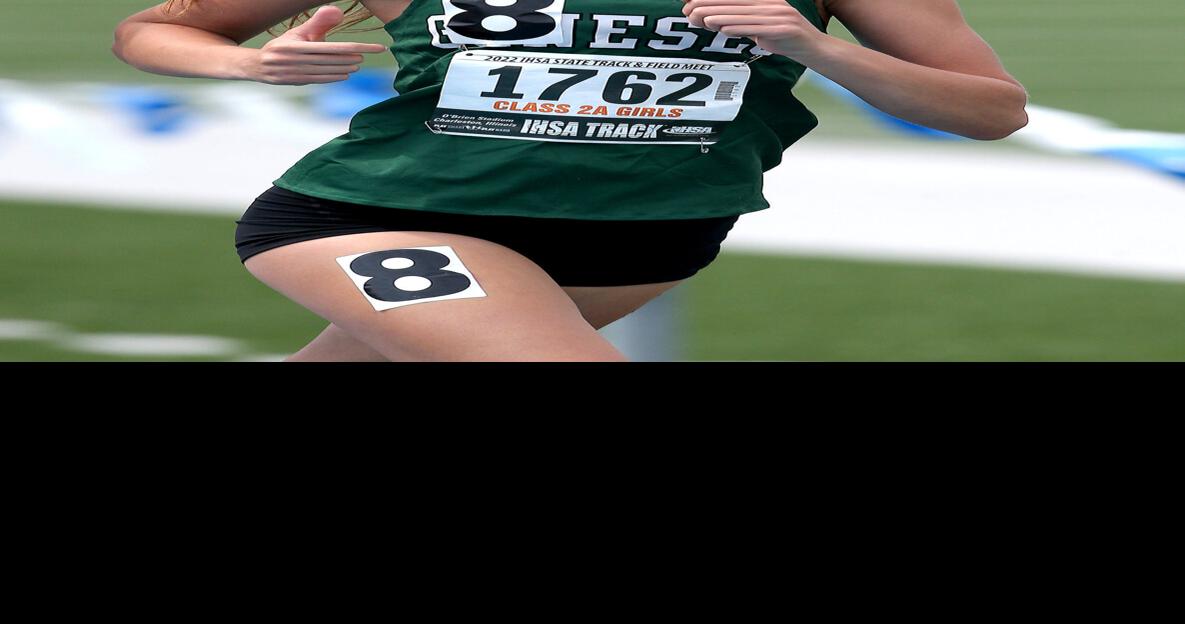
left=697, top=54, right=760, bottom=150
left=424, top=45, right=473, bottom=134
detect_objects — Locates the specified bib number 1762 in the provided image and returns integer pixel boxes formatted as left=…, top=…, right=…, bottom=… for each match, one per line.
left=426, top=50, right=752, bottom=146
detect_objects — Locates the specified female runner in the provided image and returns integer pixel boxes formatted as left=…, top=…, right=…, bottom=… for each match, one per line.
left=112, top=1, right=1028, bottom=362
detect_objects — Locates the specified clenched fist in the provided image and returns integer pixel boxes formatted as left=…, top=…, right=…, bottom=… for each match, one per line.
left=681, top=0, right=826, bottom=61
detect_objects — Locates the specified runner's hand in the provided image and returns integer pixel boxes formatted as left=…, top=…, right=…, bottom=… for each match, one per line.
left=244, top=5, right=388, bottom=86
left=681, top=0, right=825, bottom=60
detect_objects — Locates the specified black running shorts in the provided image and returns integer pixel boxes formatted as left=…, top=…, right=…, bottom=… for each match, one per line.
left=234, top=185, right=740, bottom=287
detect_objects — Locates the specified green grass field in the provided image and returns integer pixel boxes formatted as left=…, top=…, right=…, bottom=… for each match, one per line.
left=2, top=1, right=1183, bottom=360
left=3, top=199, right=1182, bottom=361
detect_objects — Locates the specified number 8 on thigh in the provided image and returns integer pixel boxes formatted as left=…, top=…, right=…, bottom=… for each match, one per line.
left=241, top=231, right=628, bottom=361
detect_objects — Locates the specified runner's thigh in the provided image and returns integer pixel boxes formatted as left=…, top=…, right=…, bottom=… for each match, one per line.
left=243, top=231, right=627, bottom=361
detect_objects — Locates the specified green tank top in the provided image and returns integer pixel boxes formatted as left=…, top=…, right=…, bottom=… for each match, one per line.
left=272, top=0, right=827, bottom=220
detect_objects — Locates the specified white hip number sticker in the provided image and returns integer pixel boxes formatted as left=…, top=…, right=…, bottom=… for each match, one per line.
left=336, top=246, right=487, bottom=312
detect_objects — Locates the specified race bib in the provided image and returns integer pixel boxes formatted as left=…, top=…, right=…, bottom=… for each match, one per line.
left=425, top=50, right=752, bottom=146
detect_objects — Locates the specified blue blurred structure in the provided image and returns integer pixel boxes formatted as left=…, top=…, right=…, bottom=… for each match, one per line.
left=99, top=85, right=192, bottom=135
left=89, top=69, right=402, bottom=137
left=1095, top=146, right=1185, bottom=181
left=13, top=65, right=1181, bottom=186
left=312, top=68, right=399, bottom=118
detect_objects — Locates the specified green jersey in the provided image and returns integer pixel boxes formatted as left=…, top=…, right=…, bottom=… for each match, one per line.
left=272, top=0, right=827, bottom=220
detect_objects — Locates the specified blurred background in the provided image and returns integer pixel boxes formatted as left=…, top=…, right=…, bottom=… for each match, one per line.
left=1, top=0, right=1182, bottom=361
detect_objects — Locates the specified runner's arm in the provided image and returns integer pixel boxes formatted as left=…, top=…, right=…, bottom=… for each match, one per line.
left=111, top=0, right=331, bottom=80
left=807, top=0, right=1029, bottom=140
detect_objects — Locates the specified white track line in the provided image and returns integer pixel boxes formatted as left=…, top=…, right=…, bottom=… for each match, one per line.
left=0, top=319, right=68, bottom=340
left=0, top=317, right=283, bottom=360
left=737, top=138, right=1185, bottom=282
